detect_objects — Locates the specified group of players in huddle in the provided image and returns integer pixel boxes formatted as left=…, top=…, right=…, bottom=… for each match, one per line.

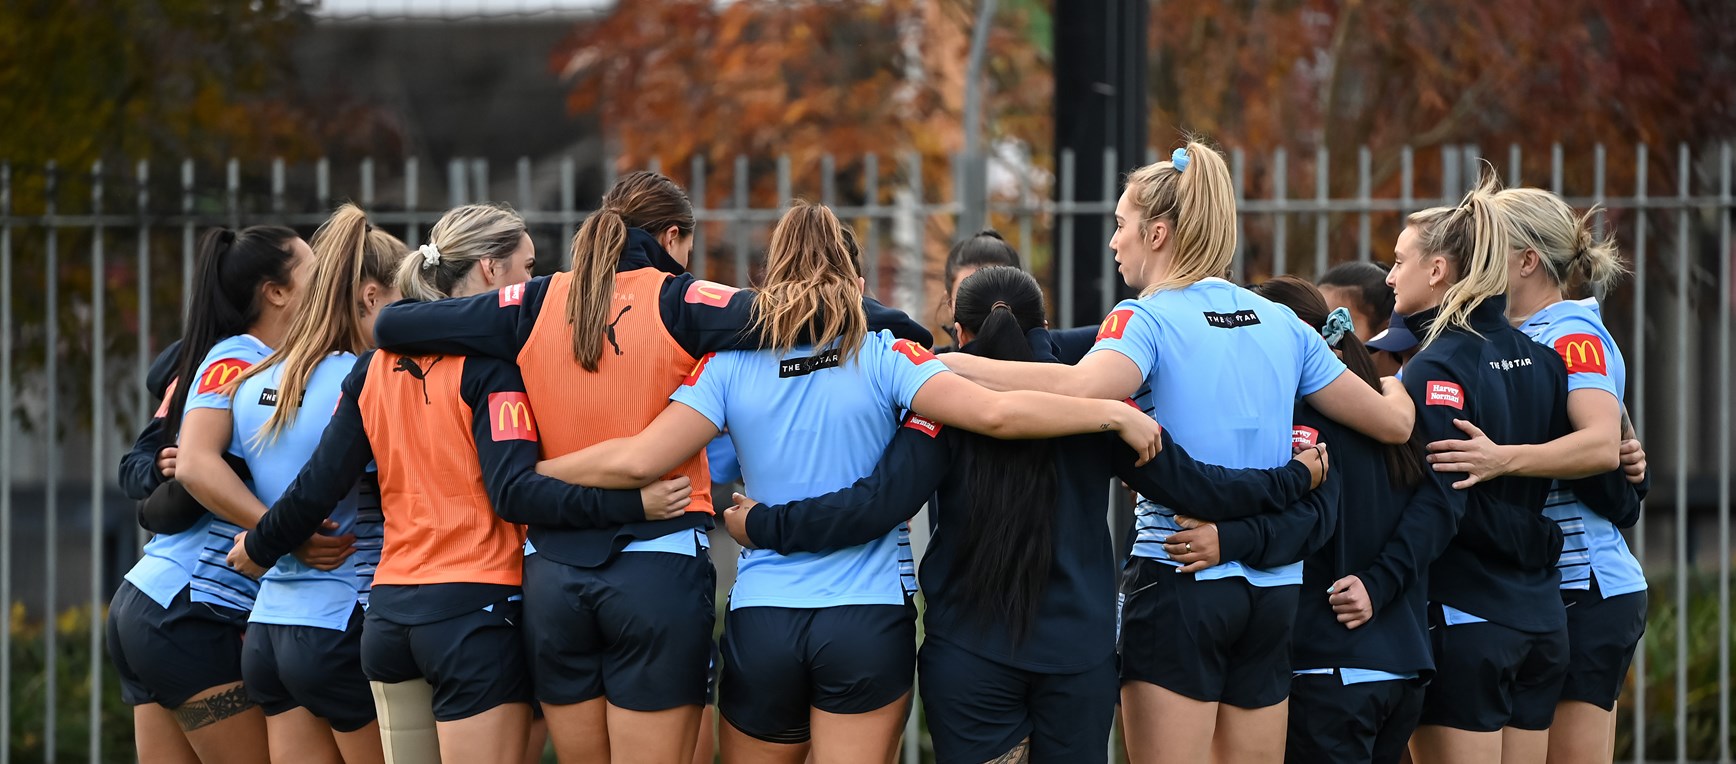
left=107, top=140, right=1651, bottom=764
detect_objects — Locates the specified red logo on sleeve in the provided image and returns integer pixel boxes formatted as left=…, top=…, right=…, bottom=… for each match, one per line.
left=1425, top=381, right=1465, bottom=409
left=489, top=392, right=538, bottom=442
left=154, top=379, right=179, bottom=418
left=196, top=359, right=252, bottom=395
left=499, top=283, right=526, bottom=307
left=1553, top=333, right=1608, bottom=375
left=902, top=414, right=942, bottom=438
left=1291, top=426, right=1320, bottom=449
left=683, top=280, right=740, bottom=308
left=1096, top=309, right=1135, bottom=342
left=892, top=339, right=938, bottom=365
left=683, top=353, right=715, bottom=386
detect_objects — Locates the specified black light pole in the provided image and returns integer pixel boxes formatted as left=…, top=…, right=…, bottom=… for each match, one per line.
left=1054, top=0, right=1148, bottom=329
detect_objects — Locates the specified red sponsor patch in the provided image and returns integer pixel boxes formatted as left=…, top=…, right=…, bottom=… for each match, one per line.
left=683, top=353, right=715, bottom=386
left=683, top=280, right=740, bottom=308
left=1425, top=380, right=1465, bottom=409
left=1292, top=425, right=1320, bottom=449
left=902, top=414, right=942, bottom=438
left=892, top=339, right=938, bottom=366
left=498, top=283, right=526, bottom=307
left=1552, top=333, right=1608, bottom=375
left=196, top=358, right=251, bottom=395
left=1096, top=309, right=1135, bottom=342
left=488, top=392, right=538, bottom=442
left=153, top=379, right=179, bottom=418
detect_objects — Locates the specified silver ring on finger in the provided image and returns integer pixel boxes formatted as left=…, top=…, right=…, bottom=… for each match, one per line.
left=1185, top=541, right=1193, bottom=553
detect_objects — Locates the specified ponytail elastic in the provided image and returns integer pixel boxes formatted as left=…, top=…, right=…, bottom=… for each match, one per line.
left=1171, top=148, right=1190, bottom=173
left=1320, top=306, right=1355, bottom=348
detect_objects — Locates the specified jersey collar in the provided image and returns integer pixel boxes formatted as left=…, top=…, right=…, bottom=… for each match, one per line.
left=619, top=227, right=688, bottom=276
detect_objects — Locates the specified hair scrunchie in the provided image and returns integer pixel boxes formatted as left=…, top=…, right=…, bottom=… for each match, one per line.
left=1321, top=306, right=1355, bottom=348
left=1171, top=147, right=1191, bottom=174
left=418, top=243, right=442, bottom=270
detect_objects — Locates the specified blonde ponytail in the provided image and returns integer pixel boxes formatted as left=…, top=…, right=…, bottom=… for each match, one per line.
left=1410, top=173, right=1512, bottom=348
left=1124, top=139, right=1238, bottom=296
left=396, top=203, right=527, bottom=303
left=752, top=201, right=868, bottom=362
left=1491, top=187, right=1627, bottom=299
left=567, top=210, right=628, bottom=372
left=237, top=203, right=405, bottom=443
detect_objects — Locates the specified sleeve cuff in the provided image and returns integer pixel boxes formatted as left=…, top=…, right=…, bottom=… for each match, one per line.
left=602, top=490, right=647, bottom=526
left=244, top=531, right=284, bottom=571
left=1215, top=522, right=1256, bottom=564
left=744, top=503, right=780, bottom=551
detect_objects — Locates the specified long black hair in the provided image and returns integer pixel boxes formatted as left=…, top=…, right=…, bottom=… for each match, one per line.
left=1253, top=276, right=1425, bottom=489
left=161, top=225, right=300, bottom=438
left=948, top=266, right=1057, bottom=642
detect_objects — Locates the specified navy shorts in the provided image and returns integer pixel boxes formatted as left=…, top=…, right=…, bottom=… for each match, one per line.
left=521, top=550, right=715, bottom=710
left=1560, top=585, right=1647, bottom=710
left=107, top=581, right=248, bottom=709
left=1117, top=558, right=1299, bottom=708
left=719, top=602, right=916, bottom=745
left=918, top=637, right=1116, bottom=764
left=1419, top=605, right=1568, bottom=732
left=242, top=607, right=377, bottom=733
left=1286, top=673, right=1426, bottom=764
left=362, top=596, right=533, bottom=722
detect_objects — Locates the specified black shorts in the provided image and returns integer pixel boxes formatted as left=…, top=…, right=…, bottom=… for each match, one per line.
left=918, top=637, right=1116, bottom=764
left=1560, top=585, right=1647, bottom=710
left=521, top=550, right=715, bottom=710
left=242, top=607, right=377, bottom=733
left=719, top=603, right=916, bottom=745
left=107, top=582, right=248, bottom=709
left=1286, top=672, right=1426, bottom=764
left=362, top=596, right=533, bottom=722
left=1117, top=558, right=1299, bottom=708
left=1419, top=605, right=1568, bottom=732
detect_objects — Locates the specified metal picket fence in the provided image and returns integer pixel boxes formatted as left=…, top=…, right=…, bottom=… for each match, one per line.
left=0, top=140, right=1730, bottom=762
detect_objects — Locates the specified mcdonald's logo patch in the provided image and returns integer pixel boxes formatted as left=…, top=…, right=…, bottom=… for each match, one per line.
left=1553, top=333, right=1608, bottom=375
left=1292, top=426, right=1320, bottom=449
left=1426, top=381, right=1464, bottom=409
left=154, top=379, right=179, bottom=419
left=489, top=392, right=538, bottom=442
left=196, top=359, right=252, bottom=395
left=892, top=339, right=937, bottom=366
left=499, top=283, right=525, bottom=307
left=683, top=280, right=739, bottom=308
left=1097, top=309, right=1135, bottom=342
left=903, top=414, right=942, bottom=438
left=683, top=353, right=715, bottom=386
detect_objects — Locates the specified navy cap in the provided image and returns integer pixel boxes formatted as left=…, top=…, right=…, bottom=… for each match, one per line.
left=1366, top=311, right=1419, bottom=353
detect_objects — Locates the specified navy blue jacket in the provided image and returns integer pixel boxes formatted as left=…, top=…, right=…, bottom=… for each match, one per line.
left=1373, top=297, right=1571, bottom=633
left=118, top=340, right=183, bottom=500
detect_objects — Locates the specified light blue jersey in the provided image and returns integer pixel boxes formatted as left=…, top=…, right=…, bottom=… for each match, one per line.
left=1088, top=279, right=1347, bottom=586
left=1518, top=298, right=1647, bottom=597
left=233, top=353, right=375, bottom=630
left=123, top=335, right=270, bottom=611
left=671, top=330, right=948, bottom=609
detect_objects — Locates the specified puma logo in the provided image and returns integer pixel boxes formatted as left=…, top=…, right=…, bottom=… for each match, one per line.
left=605, top=305, right=632, bottom=357
left=392, top=356, right=441, bottom=404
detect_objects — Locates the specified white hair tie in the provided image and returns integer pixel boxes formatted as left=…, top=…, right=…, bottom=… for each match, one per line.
left=418, top=244, right=442, bottom=269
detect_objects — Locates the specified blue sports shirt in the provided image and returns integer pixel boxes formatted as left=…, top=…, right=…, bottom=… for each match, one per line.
left=1518, top=298, right=1646, bottom=597
left=671, top=329, right=948, bottom=609
left=1087, top=278, right=1347, bottom=586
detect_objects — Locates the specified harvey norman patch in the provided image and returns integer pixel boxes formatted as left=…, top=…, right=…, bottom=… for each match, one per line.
left=1425, top=380, right=1464, bottom=409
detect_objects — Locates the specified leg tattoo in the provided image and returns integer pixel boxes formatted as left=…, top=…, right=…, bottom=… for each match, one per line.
left=173, top=685, right=256, bottom=731
left=987, top=740, right=1031, bottom=764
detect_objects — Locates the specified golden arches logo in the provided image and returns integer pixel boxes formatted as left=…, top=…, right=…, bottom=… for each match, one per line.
left=488, top=392, right=538, bottom=442
left=1553, top=333, right=1608, bottom=375
left=196, top=359, right=251, bottom=394
left=1097, top=309, right=1134, bottom=342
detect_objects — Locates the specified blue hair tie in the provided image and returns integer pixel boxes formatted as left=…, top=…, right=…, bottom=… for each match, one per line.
left=1321, top=306, right=1355, bottom=348
left=1171, top=147, right=1191, bottom=173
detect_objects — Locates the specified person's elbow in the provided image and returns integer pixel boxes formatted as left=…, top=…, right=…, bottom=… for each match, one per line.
left=1373, top=406, right=1414, bottom=445
left=970, top=398, right=1018, bottom=438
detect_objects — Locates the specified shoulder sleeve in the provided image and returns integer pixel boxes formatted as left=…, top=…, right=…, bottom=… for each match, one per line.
left=245, top=352, right=377, bottom=569
left=462, top=358, right=645, bottom=529
left=1538, top=316, right=1620, bottom=398
left=746, top=414, right=952, bottom=553
left=184, top=340, right=263, bottom=413
left=668, top=353, right=729, bottom=431
left=1047, top=326, right=1099, bottom=365
left=118, top=416, right=169, bottom=500
left=146, top=340, right=183, bottom=401
left=372, top=277, right=551, bottom=360
left=659, top=276, right=759, bottom=357
left=863, top=297, right=933, bottom=347
left=875, top=335, right=950, bottom=410
left=1295, top=322, right=1349, bottom=396
left=1084, top=299, right=1160, bottom=379
left=1113, top=427, right=1312, bottom=521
